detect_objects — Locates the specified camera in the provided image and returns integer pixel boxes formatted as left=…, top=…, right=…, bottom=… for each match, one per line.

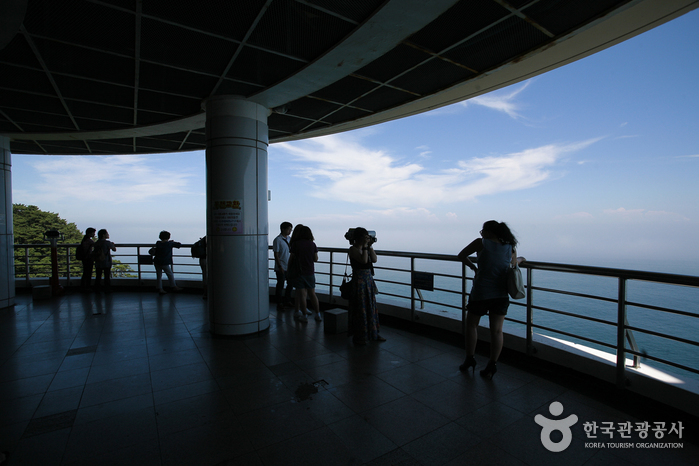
left=345, top=228, right=377, bottom=245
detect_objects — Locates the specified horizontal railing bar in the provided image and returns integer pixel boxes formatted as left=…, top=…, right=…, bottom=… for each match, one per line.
left=529, top=322, right=617, bottom=349
left=626, top=300, right=697, bottom=318
left=625, top=325, right=699, bottom=347
left=530, top=286, right=618, bottom=304
left=529, top=304, right=617, bottom=327
left=412, top=298, right=461, bottom=311
left=624, top=349, right=699, bottom=375
left=525, top=260, right=699, bottom=287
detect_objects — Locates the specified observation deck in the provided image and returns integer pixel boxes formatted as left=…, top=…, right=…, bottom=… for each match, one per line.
left=2, top=243, right=697, bottom=464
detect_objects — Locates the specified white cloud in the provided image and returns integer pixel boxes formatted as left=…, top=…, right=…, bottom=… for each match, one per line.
left=557, top=212, right=594, bottom=220
left=460, top=80, right=532, bottom=119
left=21, top=155, right=196, bottom=204
left=603, top=207, right=689, bottom=222
left=276, top=134, right=598, bottom=208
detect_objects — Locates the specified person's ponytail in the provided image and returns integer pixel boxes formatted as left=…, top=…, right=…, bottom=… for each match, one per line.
left=497, top=222, right=518, bottom=246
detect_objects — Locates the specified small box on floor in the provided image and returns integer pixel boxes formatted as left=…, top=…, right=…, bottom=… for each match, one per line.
left=324, top=308, right=348, bottom=334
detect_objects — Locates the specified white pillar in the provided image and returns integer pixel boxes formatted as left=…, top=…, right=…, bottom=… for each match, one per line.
left=0, top=136, right=14, bottom=309
left=205, top=96, right=269, bottom=335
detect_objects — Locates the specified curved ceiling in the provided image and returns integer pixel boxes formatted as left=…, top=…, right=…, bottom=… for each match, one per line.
left=1, top=0, right=697, bottom=155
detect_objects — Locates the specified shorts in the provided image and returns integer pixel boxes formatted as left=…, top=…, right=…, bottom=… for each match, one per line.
left=467, top=297, right=509, bottom=316
left=293, top=274, right=315, bottom=289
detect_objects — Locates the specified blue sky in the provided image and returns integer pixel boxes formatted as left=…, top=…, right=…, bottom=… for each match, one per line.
left=12, top=9, right=699, bottom=273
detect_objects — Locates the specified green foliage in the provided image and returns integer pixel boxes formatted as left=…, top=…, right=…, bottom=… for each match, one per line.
left=13, top=204, right=135, bottom=278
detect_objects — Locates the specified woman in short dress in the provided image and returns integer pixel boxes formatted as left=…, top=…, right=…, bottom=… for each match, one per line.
left=458, top=220, right=524, bottom=379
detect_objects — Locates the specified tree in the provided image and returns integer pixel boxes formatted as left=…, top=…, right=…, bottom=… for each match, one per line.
left=13, top=204, right=134, bottom=278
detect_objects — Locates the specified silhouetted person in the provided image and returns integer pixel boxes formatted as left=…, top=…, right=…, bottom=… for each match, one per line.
left=93, top=229, right=116, bottom=292
left=273, top=221, right=293, bottom=310
left=153, top=230, right=182, bottom=294
left=348, top=227, right=384, bottom=345
left=289, top=225, right=320, bottom=322
left=79, top=227, right=96, bottom=291
left=458, top=220, right=524, bottom=379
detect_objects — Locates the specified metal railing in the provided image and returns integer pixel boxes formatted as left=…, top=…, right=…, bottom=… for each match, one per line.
left=13, top=243, right=699, bottom=387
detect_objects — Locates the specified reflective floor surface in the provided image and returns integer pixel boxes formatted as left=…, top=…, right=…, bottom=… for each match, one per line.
left=0, top=291, right=697, bottom=465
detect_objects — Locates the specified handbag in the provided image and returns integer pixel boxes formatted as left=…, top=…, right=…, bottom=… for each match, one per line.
left=507, top=262, right=525, bottom=299
left=340, top=273, right=355, bottom=300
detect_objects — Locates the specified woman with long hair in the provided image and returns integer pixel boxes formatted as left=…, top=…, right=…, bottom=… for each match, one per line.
left=348, top=227, right=384, bottom=345
left=457, top=221, right=524, bottom=379
left=289, top=225, right=321, bottom=322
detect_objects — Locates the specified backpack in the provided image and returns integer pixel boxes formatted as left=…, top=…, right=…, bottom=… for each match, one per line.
left=76, top=243, right=85, bottom=261
left=191, top=237, right=206, bottom=258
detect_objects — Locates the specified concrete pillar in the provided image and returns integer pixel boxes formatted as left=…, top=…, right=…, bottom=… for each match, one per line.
left=0, top=136, right=14, bottom=309
left=205, top=96, right=269, bottom=335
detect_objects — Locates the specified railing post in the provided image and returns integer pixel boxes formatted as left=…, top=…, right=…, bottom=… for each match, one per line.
left=616, top=277, right=628, bottom=389
left=410, top=257, right=416, bottom=322
left=24, top=246, right=30, bottom=288
left=137, top=246, right=142, bottom=284
left=526, top=267, right=534, bottom=355
left=462, top=262, right=467, bottom=343
left=329, top=251, right=335, bottom=300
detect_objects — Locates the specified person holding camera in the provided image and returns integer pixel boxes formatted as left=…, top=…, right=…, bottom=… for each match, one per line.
left=348, top=227, right=385, bottom=345
left=457, top=220, right=524, bottom=379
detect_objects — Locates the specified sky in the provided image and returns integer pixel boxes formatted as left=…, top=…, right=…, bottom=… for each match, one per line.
left=11, top=9, right=699, bottom=274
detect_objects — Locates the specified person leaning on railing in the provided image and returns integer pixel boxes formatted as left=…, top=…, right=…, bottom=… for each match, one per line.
left=458, top=220, right=524, bottom=379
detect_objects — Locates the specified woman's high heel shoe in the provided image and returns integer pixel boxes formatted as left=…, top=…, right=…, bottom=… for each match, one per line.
left=480, top=361, right=497, bottom=379
left=459, top=356, right=477, bottom=373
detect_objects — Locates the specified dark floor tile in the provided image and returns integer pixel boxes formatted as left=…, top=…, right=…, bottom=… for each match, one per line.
left=375, top=363, right=447, bottom=394
left=499, top=380, right=566, bottom=415
left=256, top=426, right=358, bottom=466
left=148, top=348, right=206, bottom=372
left=410, top=379, right=492, bottom=420
left=155, top=390, right=234, bottom=437
left=9, top=426, right=71, bottom=466
left=150, top=361, right=215, bottom=392
left=445, top=439, right=527, bottom=466
left=80, top=372, right=153, bottom=408
left=65, top=439, right=162, bottom=466
left=86, top=356, right=150, bottom=384
left=222, top=377, right=294, bottom=414
left=456, top=401, right=526, bottom=438
left=363, top=396, right=451, bottom=446
left=366, top=447, right=423, bottom=466
left=237, top=400, right=325, bottom=449
left=298, top=387, right=355, bottom=425
left=49, top=366, right=90, bottom=391
left=33, top=386, right=84, bottom=418
left=327, top=414, right=397, bottom=463
left=488, top=415, right=596, bottom=466
left=159, top=417, right=253, bottom=466
left=153, top=378, right=222, bottom=406
left=62, top=407, right=159, bottom=464
left=0, top=373, right=53, bottom=400
left=402, top=421, right=482, bottom=465
left=75, top=393, right=154, bottom=425
left=0, top=393, right=43, bottom=423
left=330, top=375, right=405, bottom=413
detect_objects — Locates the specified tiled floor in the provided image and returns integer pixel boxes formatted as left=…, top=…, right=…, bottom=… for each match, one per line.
left=0, top=291, right=697, bottom=465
